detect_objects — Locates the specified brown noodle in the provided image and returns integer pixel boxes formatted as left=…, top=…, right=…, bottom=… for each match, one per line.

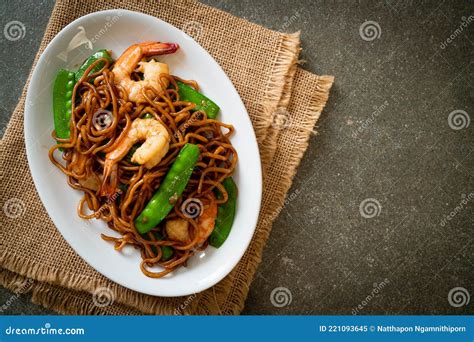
left=49, top=58, right=238, bottom=278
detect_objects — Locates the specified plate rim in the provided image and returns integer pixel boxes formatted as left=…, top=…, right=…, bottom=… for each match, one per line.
left=24, top=9, right=262, bottom=297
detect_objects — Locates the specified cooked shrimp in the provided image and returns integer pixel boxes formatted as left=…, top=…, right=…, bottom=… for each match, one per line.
left=195, top=199, right=218, bottom=245
left=100, top=118, right=170, bottom=196
left=168, top=198, right=218, bottom=245
left=112, top=42, right=179, bottom=103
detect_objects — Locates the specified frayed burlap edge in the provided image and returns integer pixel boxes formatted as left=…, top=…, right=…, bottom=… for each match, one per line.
left=0, top=268, right=142, bottom=315
left=0, top=251, right=150, bottom=314
left=255, top=32, right=301, bottom=145
left=259, top=46, right=300, bottom=177
left=218, top=74, right=335, bottom=315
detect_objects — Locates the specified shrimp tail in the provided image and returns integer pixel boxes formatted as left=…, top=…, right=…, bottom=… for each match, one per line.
left=141, top=42, right=179, bottom=56
left=100, top=161, right=119, bottom=198
left=115, top=42, right=179, bottom=72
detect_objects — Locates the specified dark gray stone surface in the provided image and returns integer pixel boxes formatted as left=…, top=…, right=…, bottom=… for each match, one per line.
left=0, top=0, right=472, bottom=315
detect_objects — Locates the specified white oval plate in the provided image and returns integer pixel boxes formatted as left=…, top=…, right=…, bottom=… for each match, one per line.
left=25, top=10, right=262, bottom=297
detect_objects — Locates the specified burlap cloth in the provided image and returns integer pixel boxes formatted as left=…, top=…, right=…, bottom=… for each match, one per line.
left=0, top=0, right=333, bottom=315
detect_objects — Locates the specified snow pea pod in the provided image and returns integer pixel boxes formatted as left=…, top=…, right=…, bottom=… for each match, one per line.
left=134, top=143, right=200, bottom=234
left=53, top=51, right=113, bottom=141
left=209, top=177, right=237, bottom=248
left=75, top=49, right=113, bottom=81
left=176, top=81, right=220, bottom=119
left=53, top=69, right=75, bottom=140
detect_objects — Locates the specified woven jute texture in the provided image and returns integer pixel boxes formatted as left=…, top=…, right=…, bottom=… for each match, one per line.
left=0, top=0, right=333, bottom=315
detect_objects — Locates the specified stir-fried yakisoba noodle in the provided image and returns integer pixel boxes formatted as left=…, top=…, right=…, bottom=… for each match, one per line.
left=49, top=42, right=238, bottom=278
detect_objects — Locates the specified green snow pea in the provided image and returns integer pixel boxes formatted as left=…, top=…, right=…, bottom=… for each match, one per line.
left=53, top=69, right=75, bottom=140
left=209, top=177, right=237, bottom=248
left=75, top=49, right=113, bottom=82
left=134, top=143, right=200, bottom=234
left=176, top=81, right=220, bottom=119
